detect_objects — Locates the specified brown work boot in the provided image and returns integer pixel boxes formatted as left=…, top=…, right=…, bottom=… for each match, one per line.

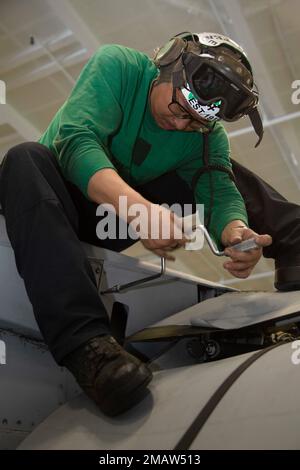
left=63, top=335, right=153, bottom=416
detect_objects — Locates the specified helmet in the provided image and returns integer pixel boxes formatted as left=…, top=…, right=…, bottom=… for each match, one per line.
left=153, top=32, right=263, bottom=146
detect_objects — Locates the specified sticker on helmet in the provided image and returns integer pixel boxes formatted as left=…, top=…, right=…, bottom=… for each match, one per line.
left=197, top=32, right=244, bottom=55
left=181, top=85, right=221, bottom=121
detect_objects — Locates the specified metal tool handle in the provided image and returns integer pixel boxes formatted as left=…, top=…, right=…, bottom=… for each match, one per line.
left=101, top=257, right=166, bottom=294
left=194, top=224, right=259, bottom=256
left=200, top=225, right=224, bottom=256
left=228, top=238, right=259, bottom=253
left=219, top=238, right=259, bottom=256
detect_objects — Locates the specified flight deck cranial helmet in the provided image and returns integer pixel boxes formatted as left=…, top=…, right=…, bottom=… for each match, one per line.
left=153, top=32, right=263, bottom=147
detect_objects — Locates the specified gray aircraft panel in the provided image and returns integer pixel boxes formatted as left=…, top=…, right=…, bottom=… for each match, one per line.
left=20, top=342, right=300, bottom=450
left=151, top=291, right=300, bottom=330
left=18, top=352, right=254, bottom=450
left=192, top=342, right=300, bottom=449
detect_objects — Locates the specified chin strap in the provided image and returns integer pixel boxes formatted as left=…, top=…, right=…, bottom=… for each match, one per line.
left=248, top=107, right=264, bottom=147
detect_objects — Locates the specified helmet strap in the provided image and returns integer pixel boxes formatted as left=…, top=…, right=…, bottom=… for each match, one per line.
left=248, top=108, right=264, bottom=147
left=171, top=59, right=186, bottom=89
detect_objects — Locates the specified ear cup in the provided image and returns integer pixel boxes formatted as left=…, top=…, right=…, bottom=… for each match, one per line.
left=153, top=37, right=187, bottom=67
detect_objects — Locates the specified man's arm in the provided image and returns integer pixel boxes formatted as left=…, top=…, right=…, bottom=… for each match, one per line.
left=177, top=123, right=272, bottom=278
left=46, top=45, right=125, bottom=197
left=88, top=168, right=149, bottom=219
left=88, top=168, right=188, bottom=260
left=177, top=123, right=249, bottom=247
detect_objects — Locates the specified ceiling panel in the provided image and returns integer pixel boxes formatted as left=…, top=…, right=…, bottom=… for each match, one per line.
left=0, top=0, right=51, bottom=32
left=70, top=0, right=218, bottom=54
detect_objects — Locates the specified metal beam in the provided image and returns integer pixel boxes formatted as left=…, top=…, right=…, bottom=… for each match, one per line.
left=0, top=104, right=40, bottom=140
left=0, top=31, right=75, bottom=76
left=228, top=110, right=300, bottom=139
left=0, top=16, right=62, bottom=143
left=6, top=49, right=87, bottom=90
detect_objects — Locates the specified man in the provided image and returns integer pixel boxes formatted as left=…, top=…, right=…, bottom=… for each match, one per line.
left=0, top=31, right=297, bottom=416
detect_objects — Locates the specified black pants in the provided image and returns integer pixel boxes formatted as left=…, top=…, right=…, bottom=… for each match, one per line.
left=0, top=142, right=299, bottom=363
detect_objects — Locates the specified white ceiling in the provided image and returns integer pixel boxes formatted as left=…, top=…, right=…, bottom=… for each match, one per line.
left=0, top=0, right=299, bottom=291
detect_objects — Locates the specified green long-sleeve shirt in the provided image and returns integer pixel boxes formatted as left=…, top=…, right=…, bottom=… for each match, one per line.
left=39, top=44, right=248, bottom=246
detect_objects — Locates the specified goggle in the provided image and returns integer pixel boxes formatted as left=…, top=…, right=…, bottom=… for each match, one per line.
left=185, top=61, right=259, bottom=122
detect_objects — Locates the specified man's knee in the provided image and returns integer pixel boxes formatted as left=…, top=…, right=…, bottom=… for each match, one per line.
left=1, top=143, right=61, bottom=192
left=2, top=142, right=53, bottom=171
left=0, top=142, right=61, bottom=206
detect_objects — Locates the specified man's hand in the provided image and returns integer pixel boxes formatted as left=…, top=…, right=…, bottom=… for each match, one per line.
left=221, top=221, right=272, bottom=278
left=140, top=204, right=189, bottom=260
